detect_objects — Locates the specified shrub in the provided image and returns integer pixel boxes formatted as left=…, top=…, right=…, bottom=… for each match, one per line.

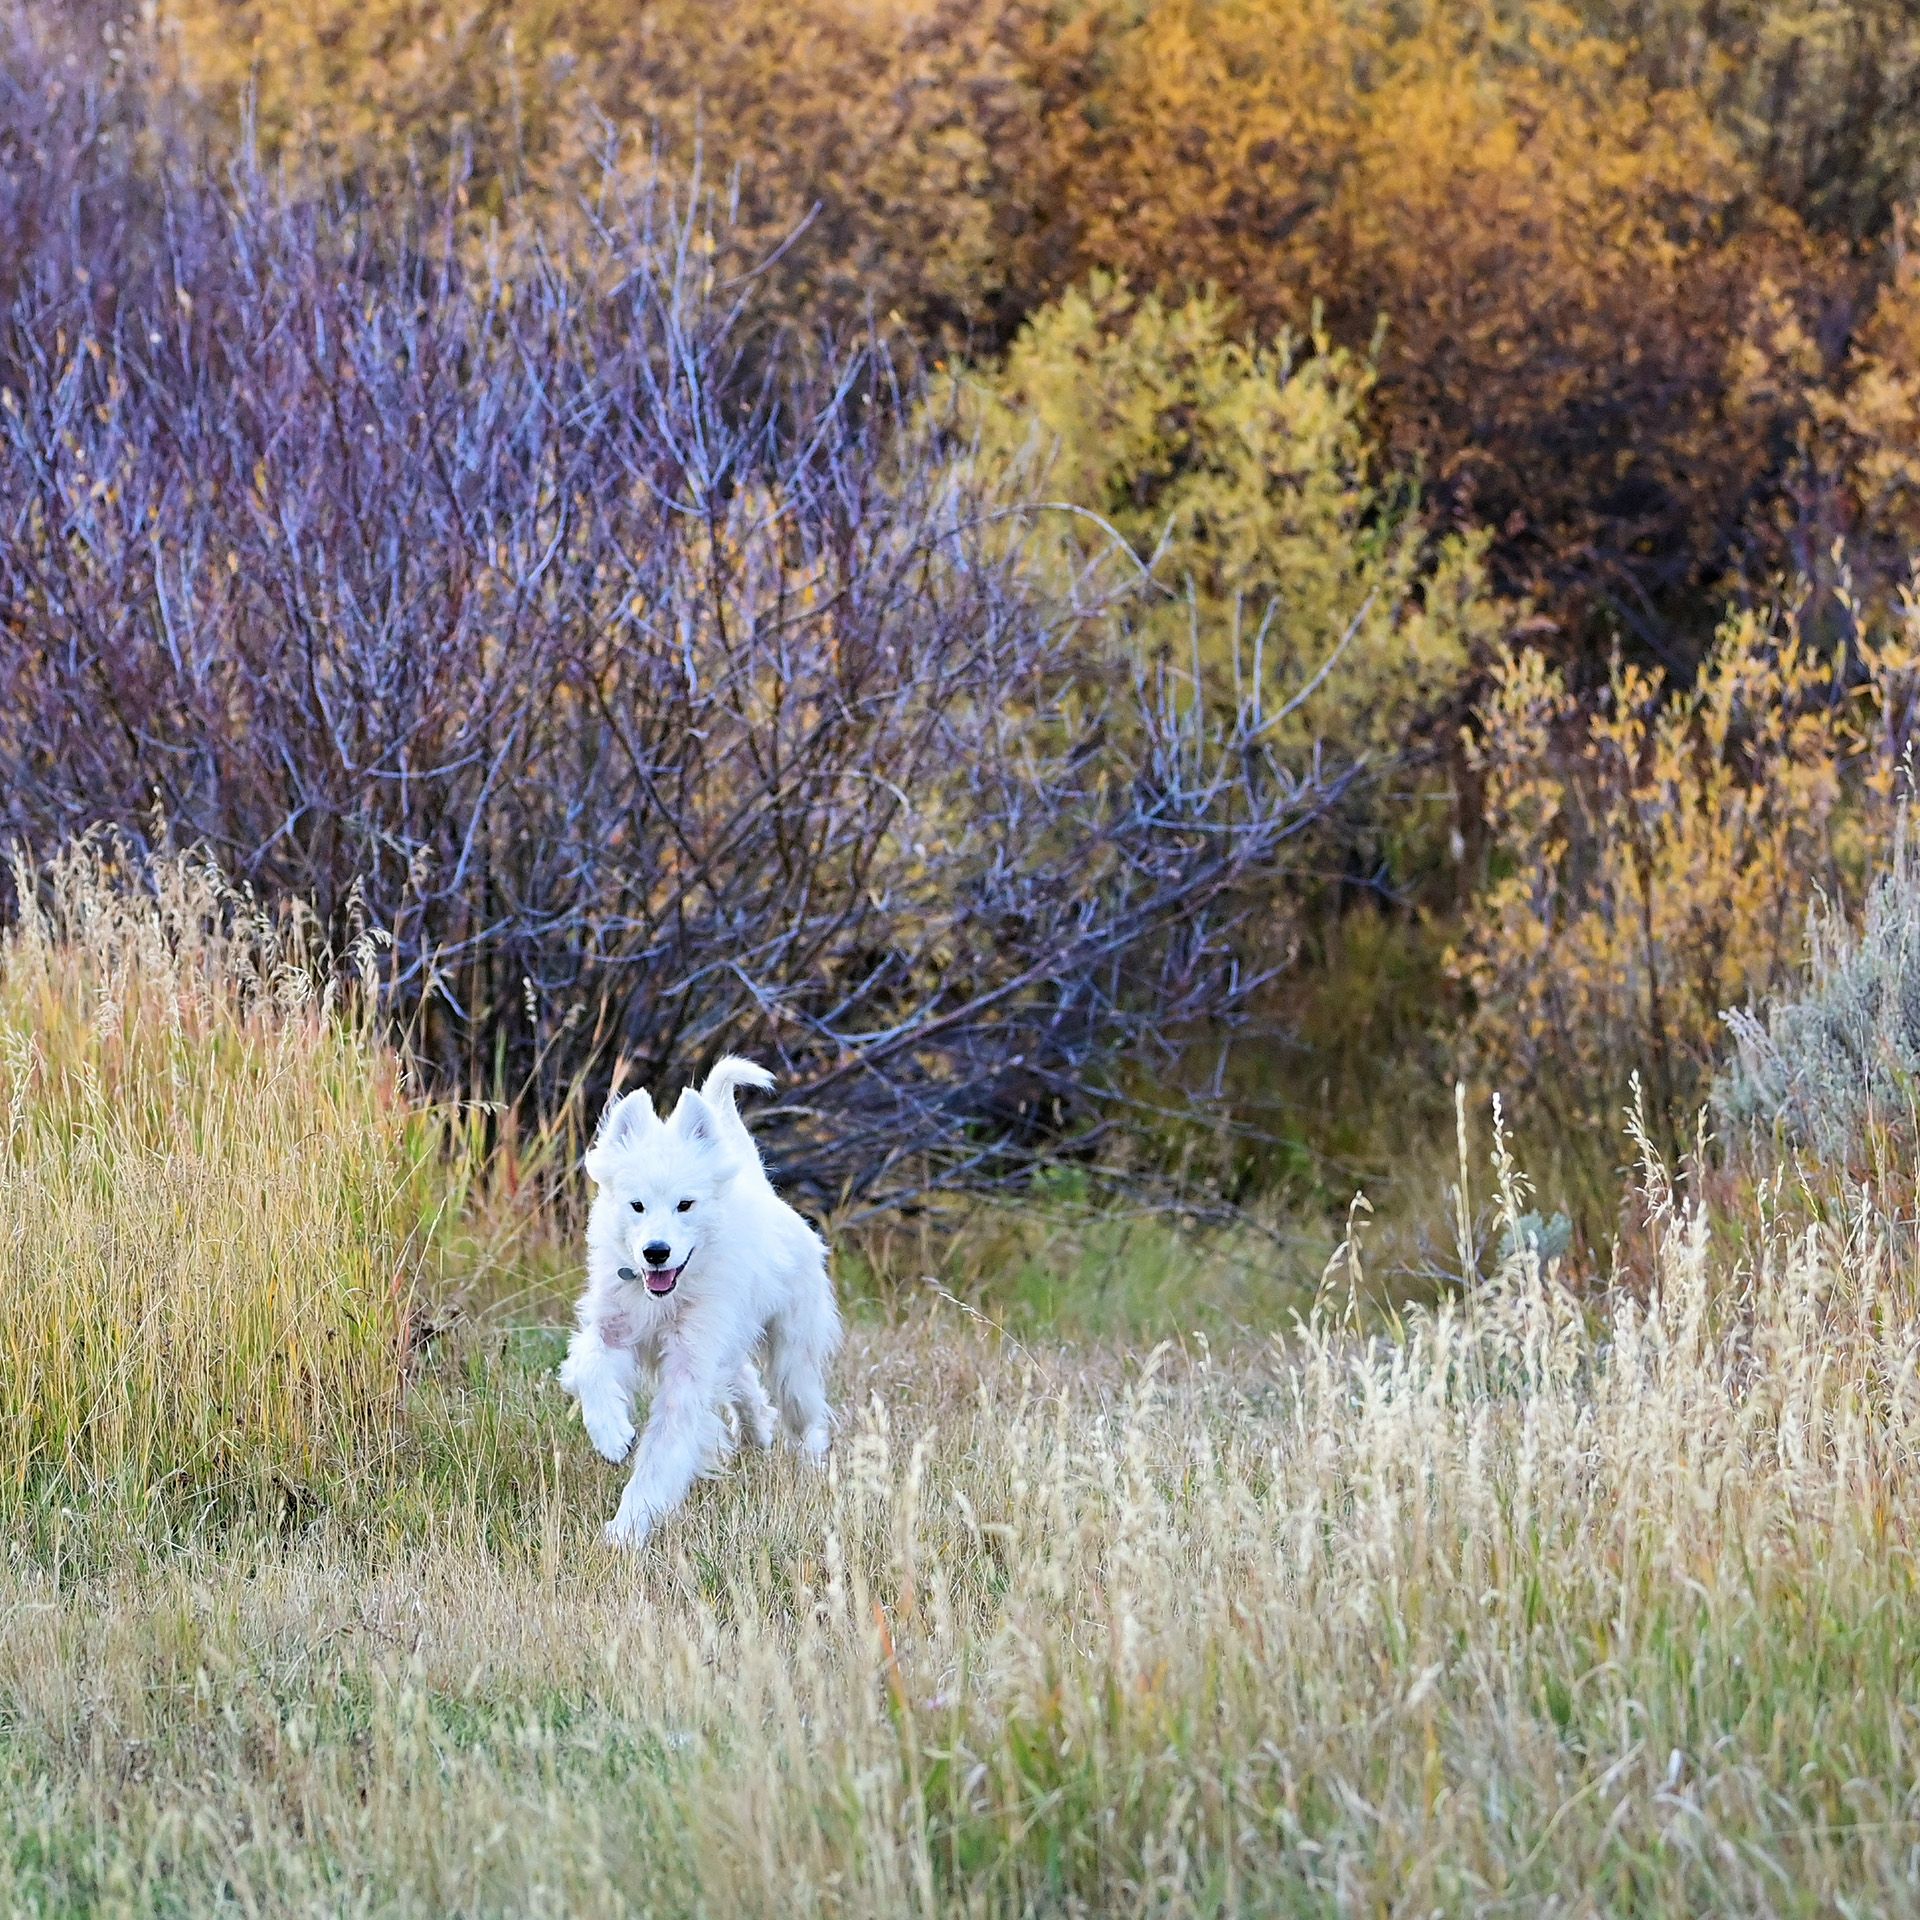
left=1717, top=821, right=1920, bottom=1170
left=0, top=92, right=1336, bottom=1212
left=132, top=0, right=1873, bottom=658
left=1581, top=0, right=1920, bottom=238
left=1050, top=0, right=1821, bottom=647
left=150, top=0, right=1062, bottom=342
left=949, top=276, right=1502, bottom=768
left=0, top=840, right=467, bottom=1519
left=1733, top=214, right=1920, bottom=627
left=1452, top=607, right=1920, bottom=1146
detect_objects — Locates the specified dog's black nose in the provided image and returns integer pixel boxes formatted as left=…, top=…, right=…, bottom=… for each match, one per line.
left=642, top=1241, right=672, bottom=1266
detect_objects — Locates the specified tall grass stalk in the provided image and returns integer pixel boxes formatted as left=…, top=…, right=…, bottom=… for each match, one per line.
left=0, top=841, right=473, bottom=1520
left=4, top=1109, right=1919, bottom=1909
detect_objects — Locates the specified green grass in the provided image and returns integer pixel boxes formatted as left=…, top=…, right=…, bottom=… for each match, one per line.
left=842, top=1196, right=1335, bottom=1344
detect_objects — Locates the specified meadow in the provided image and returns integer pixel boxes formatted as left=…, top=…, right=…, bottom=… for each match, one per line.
left=8, top=2, right=1920, bottom=1912
left=3, top=847, right=1919, bottom=1917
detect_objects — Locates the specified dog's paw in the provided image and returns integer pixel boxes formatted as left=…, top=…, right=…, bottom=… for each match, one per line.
left=583, top=1406, right=636, bottom=1465
left=603, top=1509, right=652, bottom=1551
left=796, top=1424, right=830, bottom=1466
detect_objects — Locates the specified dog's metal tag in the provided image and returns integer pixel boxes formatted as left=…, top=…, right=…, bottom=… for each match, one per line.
left=617, top=1265, right=639, bottom=1283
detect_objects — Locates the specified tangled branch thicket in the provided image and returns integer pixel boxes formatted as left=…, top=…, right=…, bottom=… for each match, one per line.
left=0, top=35, right=1335, bottom=1210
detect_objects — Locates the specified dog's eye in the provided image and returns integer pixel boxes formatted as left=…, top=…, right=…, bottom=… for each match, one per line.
left=629, top=1199, right=645, bottom=1214
left=676, top=1198, right=694, bottom=1213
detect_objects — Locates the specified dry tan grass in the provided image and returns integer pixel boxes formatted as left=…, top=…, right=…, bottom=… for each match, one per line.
left=0, top=841, right=475, bottom=1521
left=2, top=856, right=1918, bottom=1913
left=4, top=1168, right=1920, bottom=1913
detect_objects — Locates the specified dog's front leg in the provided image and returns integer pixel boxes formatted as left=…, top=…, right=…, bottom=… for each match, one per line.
left=605, top=1354, right=728, bottom=1550
left=560, top=1324, right=640, bottom=1464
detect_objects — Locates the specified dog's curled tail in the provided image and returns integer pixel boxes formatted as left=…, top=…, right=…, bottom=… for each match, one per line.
left=702, top=1055, right=776, bottom=1133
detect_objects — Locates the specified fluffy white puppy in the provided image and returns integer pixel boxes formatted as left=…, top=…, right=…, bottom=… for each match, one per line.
left=559, top=1057, right=841, bottom=1548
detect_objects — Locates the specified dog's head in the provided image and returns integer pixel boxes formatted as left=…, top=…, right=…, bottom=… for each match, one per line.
left=583, top=1085, right=745, bottom=1297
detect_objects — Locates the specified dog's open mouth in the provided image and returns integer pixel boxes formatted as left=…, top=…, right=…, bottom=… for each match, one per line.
left=619, top=1263, right=686, bottom=1297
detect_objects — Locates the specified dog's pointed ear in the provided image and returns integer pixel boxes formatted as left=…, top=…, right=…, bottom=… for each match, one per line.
left=584, top=1087, right=656, bottom=1185
left=670, top=1086, right=721, bottom=1151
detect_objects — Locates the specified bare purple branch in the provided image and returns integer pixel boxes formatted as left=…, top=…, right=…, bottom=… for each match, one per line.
left=0, top=29, right=1345, bottom=1210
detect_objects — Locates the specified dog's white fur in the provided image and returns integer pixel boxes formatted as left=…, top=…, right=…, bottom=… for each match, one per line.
left=559, top=1057, right=840, bottom=1548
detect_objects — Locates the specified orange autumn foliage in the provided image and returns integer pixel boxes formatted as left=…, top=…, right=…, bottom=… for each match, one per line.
left=1059, top=0, right=1824, bottom=639
left=153, top=0, right=1067, bottom=338
left=153, top=0, right=1856, bottom=649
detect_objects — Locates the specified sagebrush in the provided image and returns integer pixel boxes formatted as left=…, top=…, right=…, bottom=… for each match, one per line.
left=1718, top=817, right=1920, bottom=1167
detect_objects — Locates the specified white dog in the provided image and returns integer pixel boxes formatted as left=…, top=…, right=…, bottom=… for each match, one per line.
left=559, top=1057, right=841, bottom=1548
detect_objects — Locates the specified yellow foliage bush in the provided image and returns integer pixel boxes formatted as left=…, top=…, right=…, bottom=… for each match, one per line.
left=1581, top=0, right=1920, bottom=235
left=1830, top=235, right=1920, bottom=545
left=1734, top=215, right=1920, bottom=618
left=1452, top=607, right=1920, bottom=1144
left=951, top=276, right=1503, bottom=764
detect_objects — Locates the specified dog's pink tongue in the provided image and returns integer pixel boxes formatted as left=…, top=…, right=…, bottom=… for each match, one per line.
left=645, top=1265, right=684, bottom=1296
